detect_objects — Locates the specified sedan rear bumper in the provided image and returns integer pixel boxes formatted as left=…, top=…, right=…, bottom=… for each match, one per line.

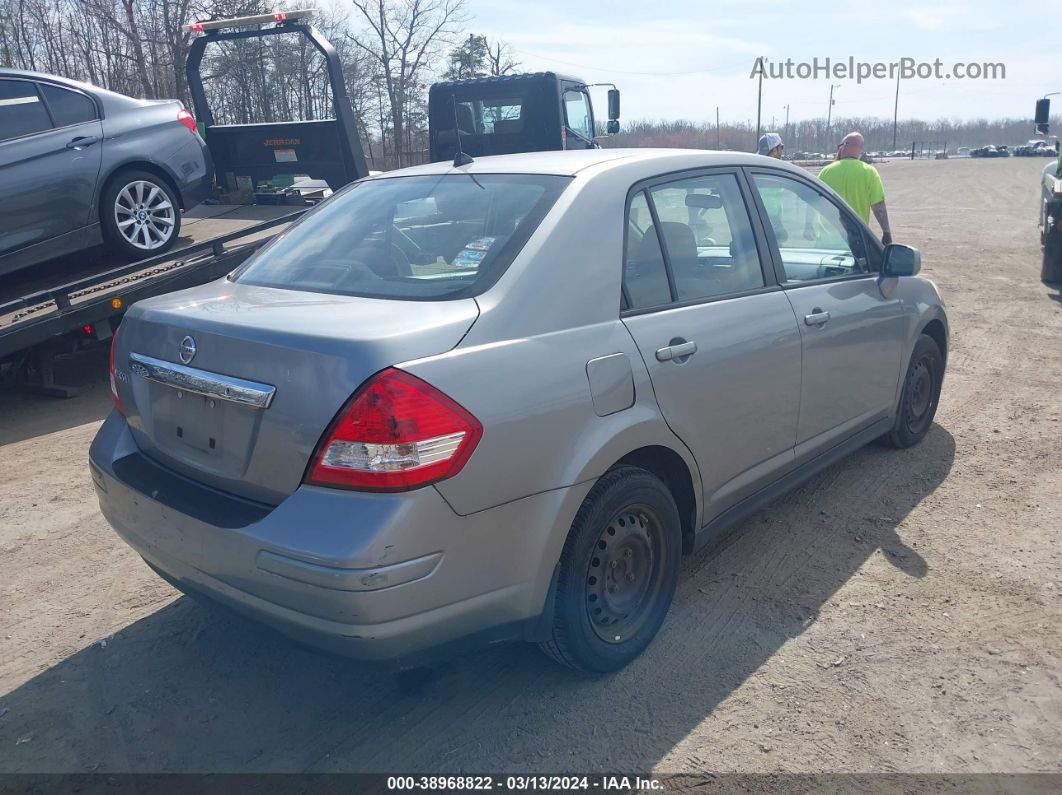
left=89, top=411, right=586, bottom=662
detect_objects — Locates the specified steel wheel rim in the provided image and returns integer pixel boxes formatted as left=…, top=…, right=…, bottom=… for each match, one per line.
left=585, top=503, right=664, bottom=644
left=114, top=180, right=175, bottom=250
left=905, top=356, right=934, bottom=432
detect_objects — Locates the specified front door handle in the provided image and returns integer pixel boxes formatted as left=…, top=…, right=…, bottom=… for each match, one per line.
left=655, top=340, right=697, bottom=362
left=804, top=308, right=830, bottom=326
left=66, top=136, right=99, bottom=150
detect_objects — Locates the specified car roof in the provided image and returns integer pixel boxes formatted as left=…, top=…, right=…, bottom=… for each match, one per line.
left=367, top=148, right=804, bottom=179
left=0, top=67, right=138, bottom=104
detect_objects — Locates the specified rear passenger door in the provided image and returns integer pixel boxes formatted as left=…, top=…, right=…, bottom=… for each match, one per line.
left=621, top=169, right=802, bottom=522
left=748, top=169, right=904, bottom=457
left=0, top=79, right=103, bottom=257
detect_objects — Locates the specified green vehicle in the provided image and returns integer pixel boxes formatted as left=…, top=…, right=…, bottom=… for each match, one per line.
left=1035, top=98, right=1062, bottom=283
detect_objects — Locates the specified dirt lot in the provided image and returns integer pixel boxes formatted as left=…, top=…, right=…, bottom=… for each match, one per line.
left=1, top=156, right=1060, bottom=775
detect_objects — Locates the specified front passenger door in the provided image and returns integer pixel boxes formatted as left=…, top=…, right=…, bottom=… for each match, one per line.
left=750, top=170, right=904, bottom=457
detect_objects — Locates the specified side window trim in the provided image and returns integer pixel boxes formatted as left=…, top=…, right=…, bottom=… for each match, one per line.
left=745, top=166, right=880, bottom=288
left=620, top=166, right=783, bottom=317
left=642, top=188, right=679, bottom=303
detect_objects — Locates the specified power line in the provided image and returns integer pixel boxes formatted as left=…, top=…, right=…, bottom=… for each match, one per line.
left=506, top=46, right=751, bottom=77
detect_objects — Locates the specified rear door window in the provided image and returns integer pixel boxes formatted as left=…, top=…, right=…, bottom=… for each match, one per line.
left=235, top=174, right=570, bottom=300
left=647, top=174, right=766, bottom=301
left=0, top=80, right=52, bottom=141
left=39, top=83, right=97, bottom=128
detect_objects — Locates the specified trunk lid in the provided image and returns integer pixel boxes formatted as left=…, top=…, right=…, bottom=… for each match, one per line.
left=117, top=280, right=479, bottom=504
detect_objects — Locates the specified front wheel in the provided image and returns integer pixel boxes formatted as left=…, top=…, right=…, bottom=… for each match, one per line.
left=100, top=169, right=181, bottom=260
left=883, top=333, right=944, bottom=448
left=539, top=466, right=681, bottom=674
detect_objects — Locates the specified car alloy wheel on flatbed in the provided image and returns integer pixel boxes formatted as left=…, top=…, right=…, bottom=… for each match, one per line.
left=114, top=179, right=177, bottom=251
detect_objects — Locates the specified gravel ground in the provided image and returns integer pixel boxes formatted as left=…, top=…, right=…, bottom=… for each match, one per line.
left=0, top=156, right=1059, bottom=775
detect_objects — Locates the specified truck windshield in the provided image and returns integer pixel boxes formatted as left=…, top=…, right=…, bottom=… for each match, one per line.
left=233, top=173, right=570, bottom=300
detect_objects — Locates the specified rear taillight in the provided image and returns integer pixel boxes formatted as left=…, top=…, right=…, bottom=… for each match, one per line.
left=305, top=368, right=482, bottom=492
left=177, top=108, right=197, bottom=133
left=108, top=328, right=123, bottom=415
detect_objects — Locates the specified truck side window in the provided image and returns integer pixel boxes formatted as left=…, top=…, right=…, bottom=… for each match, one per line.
left=563, top=90, right=593, bottom=141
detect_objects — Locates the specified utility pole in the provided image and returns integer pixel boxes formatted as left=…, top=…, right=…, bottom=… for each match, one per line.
left=892, top=72, right=901, bottom=150
left=716, top=106, right=721, bottom=149
left=825, top=83, right=839, bottom=148
left=755, top=65, right=763, bottom=149
left=784, top=104, right=790, bottom=145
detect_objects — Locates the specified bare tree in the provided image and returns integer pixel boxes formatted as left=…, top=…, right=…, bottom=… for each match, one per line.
left=351, top=0, right=466, bottom=167
left=485, top=37, right=516, bottom=76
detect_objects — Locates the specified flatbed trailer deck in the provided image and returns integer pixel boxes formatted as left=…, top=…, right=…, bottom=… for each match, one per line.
left=0, top=207, right=303, bottom=395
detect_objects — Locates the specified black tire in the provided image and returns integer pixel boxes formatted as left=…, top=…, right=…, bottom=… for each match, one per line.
left=1043, top=228, right=1062, bottom=284
left=539, top=466, right=681, bottom=674
left=100, top=169, right=181, bottom=260
left=883, top=334, right=944, bottom=449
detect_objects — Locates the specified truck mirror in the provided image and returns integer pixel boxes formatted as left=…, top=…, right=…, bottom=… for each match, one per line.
left=1036, top=98, right=1050, bottom=135
left=607, top=89, right=620, bottom=121
left=606, top=119, right=620, bottom=135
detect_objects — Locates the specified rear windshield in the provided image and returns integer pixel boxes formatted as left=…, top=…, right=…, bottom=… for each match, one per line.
left=233, top=173, right=570, bottom=300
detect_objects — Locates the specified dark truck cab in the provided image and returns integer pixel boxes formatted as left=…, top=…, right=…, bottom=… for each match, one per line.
left=428, top=73, right=620, bottom=163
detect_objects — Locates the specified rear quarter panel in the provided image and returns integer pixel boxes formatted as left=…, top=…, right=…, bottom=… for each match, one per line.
left=99, top=98, right=211, bottom=208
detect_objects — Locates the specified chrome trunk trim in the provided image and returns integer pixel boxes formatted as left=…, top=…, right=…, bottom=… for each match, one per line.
left=128, top=352, right=276, bottom=409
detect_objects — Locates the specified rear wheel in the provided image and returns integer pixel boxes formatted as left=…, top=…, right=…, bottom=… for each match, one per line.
left=100, top=169, right=181, bottom=260
left=883, top=334, right=944, bottom=448
left=540, top=466, right=681, bottom=674
left=1043, top=226, right=1062, bottom=284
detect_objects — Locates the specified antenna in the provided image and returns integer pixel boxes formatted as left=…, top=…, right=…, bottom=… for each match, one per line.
left=450, top=95, right=474, bottom=167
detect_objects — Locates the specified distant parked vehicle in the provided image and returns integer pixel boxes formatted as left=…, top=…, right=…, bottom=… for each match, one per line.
left=0, top=69, right=213, bottom=277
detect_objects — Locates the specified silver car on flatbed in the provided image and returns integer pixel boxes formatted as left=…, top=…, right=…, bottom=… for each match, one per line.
left=90, top=149, right=948, bottom=673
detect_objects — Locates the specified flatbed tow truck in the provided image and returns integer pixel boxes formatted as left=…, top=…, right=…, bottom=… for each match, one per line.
left=0, top=10, right=352, bottom=395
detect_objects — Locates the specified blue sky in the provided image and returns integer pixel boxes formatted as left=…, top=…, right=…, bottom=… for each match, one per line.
left=458, top=0, right=1057, bottom=125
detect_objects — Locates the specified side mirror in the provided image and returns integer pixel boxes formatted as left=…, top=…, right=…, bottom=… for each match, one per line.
left=882, top=243, right=921, bottom=277
left=606, top=119, right=620, bottom=135
left=1035, top=98, right=1051, bottom=136
left=607, top=89, right=620, bottom=121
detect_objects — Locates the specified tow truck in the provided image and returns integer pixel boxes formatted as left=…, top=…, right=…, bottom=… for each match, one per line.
left=1035, top=97, right=1062, bottom=283
left=1, top=9, right=622, bottom=395
left=0, top=10, right=352, bottom=394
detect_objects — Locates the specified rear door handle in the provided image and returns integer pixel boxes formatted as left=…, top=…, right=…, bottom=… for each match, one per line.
left=655, top=340, right=697, bottom=361
left=66, top=136, right=99, bottom=149
left=804, top=309, right=830, bottom=326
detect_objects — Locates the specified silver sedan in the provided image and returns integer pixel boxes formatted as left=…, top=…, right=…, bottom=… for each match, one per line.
left=90, top=149, right=948, bottom=673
